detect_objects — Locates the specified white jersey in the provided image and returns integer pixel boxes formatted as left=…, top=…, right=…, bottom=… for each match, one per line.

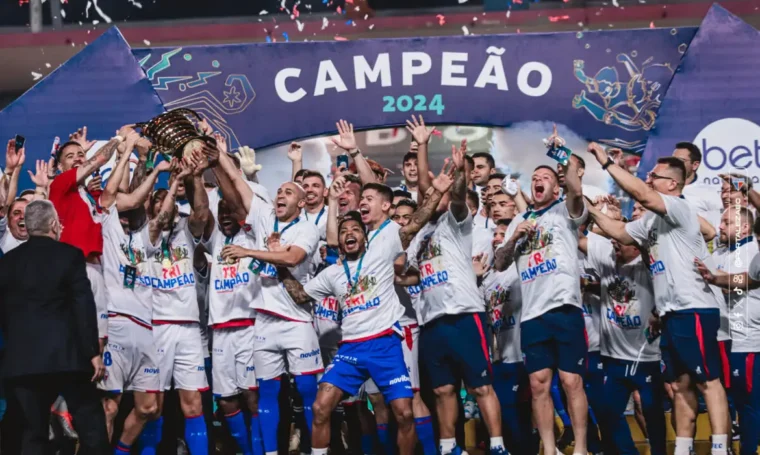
left=0, top=218, right=24, bottom=254
left=303, top=206, right=328, bottom=274
left=408, top=210, right=485, bottom=325
left=101, top=209, right=153, bottom=323
left=473, top=211, right=495, bottom=232
left=504, top=199, right=588, bottom=322
left=582, top=183, right=608, bottom=200
left=683, top=179, right=723, bottom=218
left=586, top=234, right=659, bottom=362
left=481, top=265, right=523, bottom=364
left=579, top=251, right=602, bottom=353
left=472, top=226, right=495, bottom=265
left=304, top=220, right=406, bottom=342
left=395, top=284, right=418, bottom=327
left=313, top=295, right=342, bottom=345
left=625, top=195, right=720, bottom=315
left=721, top=238, right=760, bottom=353
left=710, top=246, right=733, bottom=341
left=146, top=217, right=201, bottom=322
left=204, top=225, right=261, bottom=327
left=245, top=197, right=320, bottom=322
left=393, top=185, right=418, bottom=203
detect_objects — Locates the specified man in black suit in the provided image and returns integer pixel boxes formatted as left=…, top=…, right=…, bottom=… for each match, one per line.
left=0, top=200, right=109, bottom=455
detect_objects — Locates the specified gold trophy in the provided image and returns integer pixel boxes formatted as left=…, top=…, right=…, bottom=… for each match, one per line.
left=136, top=108, right=215, bottom=160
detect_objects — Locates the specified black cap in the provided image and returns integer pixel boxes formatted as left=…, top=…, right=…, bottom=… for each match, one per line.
left=338, top=210, right=367, bottom=234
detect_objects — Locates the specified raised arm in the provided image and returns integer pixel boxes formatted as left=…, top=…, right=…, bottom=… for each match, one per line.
left=563, top=152, right=584, bottom=218
left=211, top=135, right=253, bottom=216
left=149, top=164, right=190, bottom=245
left=494, top=220, right=531, bottom=271
left=73, top=125, right=132, bottom=184
left=332, top=119, right=376, bottom=185
left=276, top=266, right=313, bottom=306
left=222, top=236, right=308, bottom=268
left=588, top=143, right=666, bottom=216
left=698, top=215, right=716, bottom=242
left=128, top=137, right=152, bottom=193
left=3, top=139, right=24, bottom=210
left=186, top=150, right=213, bottom=240
left=113, top=159, right=171, bottom=212
left=450, top=141, right=468, bottom=222
left=101, top=131, right=138, bottom=209
left=398, top=161, right=455, bottom=249
left=325, top=176, right=345, bottom=248
left=587, top=201, right=637, bottom=245
left=287, top=142, right=303, bottom=182
left=405, top=115, right=436, bottom=200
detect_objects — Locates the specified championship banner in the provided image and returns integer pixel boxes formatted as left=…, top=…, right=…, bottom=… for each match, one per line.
left=133, top=26, right=695, bottom=155
left=639, top=4, right=760, bottom=186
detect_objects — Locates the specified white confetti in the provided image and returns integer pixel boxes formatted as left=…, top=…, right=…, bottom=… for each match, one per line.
left=93, top=20, right=100, bottom=25
left=612, top=0, right=619, bottom=6
left=143, top=39, right=151, bottom=45
left=364, top=14, right=368, bottom=19
left=85, top=1, right=91, bottom=18
left=472, top=16, right=478, bottom=21
left=45, top=63, right=51, bottom=68
left=462, top=25, right=470, bottom=35
left=60, top=9, right=65, bottom=18
left=458, top=0, right=468, bottom=3
left=506, top=10, right=511, bottom=18
left=92, top=0, right=111, bottom=23
left=354, top=6, right=359, bottom=11
left=296, top=20, right=304, bottom=32
left=127, top=0, right=142, bottom=8
left=321, top=17, right=329, bottom=30
left=369, top=24, right=374, bottom=30
left=31, top=72, right=42, bottom=81
left=577, top=21, right=583, bottom=27
left=259, top=10, right=268, bottom=15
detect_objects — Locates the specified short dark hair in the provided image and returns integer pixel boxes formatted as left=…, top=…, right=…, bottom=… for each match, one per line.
left=8, top=198, right=27, bottom=215
left=402, top=152, right=417, bottom=165
left=294, top=169, right=309, bottom=181
left=490, top=190, right=509, bottom=199
left=362, top=183, right=393, bottom=203
left=571, top=154, right=586, bottom=169
left=464, top=155, right=474, bottom=168
left=656, top=157, right=686, bottom=183
left=343, top=174, right=361, bottom=186
left=302, top=170, right=326, bottom=186
left=393, top=189, right=412, bottom=200
left=466, top=189, right=479, bottom=210
left=533, top=165, right=560, bottom=182
left=472, top=152, right=495, bottom=169
left=675, top=142, right=702, bottom=163
left=396, top=199, right=417, bottom=211
left=339, top=210, right=367, bottom=234
left=18, top=189, right=35, bottom=198
left=496, top=218, right=512, bottom=227
left=488, top=172, right=506, bottom=183
left=55, top=141, right=82, bottom=166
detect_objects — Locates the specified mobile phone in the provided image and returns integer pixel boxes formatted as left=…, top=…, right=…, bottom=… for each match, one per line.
left=14, top=135, right=25, bottom=152
left=337, top=154, right=349, bottom=170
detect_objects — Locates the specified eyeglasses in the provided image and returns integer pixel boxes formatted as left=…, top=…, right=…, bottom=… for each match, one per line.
left=647, top=172, right=681, bottom=185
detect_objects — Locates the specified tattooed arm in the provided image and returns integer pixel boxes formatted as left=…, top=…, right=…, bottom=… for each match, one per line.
left=398, top=187, right=444, bottom=250
left=129, top=138, right=151, bottom=193
left=75, top=139, right=119, bottom=184
left=276, top=266, right=313, bottom=306
left=450, top=143, right=468, bottom=222
left=149, top=166, right=190, bottom=245
left=494, top=220, right=531, bottom=271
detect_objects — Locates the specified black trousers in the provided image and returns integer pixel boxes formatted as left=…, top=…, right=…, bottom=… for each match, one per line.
left=5, top=372, right=110, bottom=455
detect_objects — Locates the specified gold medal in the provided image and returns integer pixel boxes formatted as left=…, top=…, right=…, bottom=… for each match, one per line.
left=162, top=258, right=172, bottom=268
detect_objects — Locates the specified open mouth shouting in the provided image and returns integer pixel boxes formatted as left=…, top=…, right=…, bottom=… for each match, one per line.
left=359, top=204, right=370, bottom=222
left=534, top=183, right=546, bottom=200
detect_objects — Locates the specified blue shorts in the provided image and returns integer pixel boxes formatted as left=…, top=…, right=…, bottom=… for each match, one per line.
left=660, top=309, right=721, bottom=384
left=520, top=305, right=588, bottom=375
left=492, top=361, right=530, bottom=408
left=420, top=313, right=492, bottom=389
left=320, top=334, right=413, bottom=403
left=728, top=352, right=760, bottom=455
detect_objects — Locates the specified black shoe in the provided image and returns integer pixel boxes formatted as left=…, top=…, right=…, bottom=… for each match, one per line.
left=557, top=426, right=575, bottom=451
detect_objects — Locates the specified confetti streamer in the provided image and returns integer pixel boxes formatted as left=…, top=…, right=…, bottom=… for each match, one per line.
left=337, top=6, right=342, bottom=14
left=368, top=24, right=374, bottom=30
left=143, top=39, right=150, bottom=45
left=127, top=0, right=142, bottom=8
left=45, top=63, right=51, bottom=68
left=283, top=32, right=289, bottom=41
left=31, top=72, right=42, bottom=81
left=292, top=4, right=299, bottom=18
left=259, top=10, right=268, bottom=15
left=431, top=130, right=443, bottom=138
left=612, top=0, right=619, bottom=6
left=649, top=21, right=655, bottom=28
left=91, top=0, right=112, bottom=23
left=322, top=17, right=329, bottom=30
left=296, top=20, right=304, bottom=31
left=458, top=0, right=468, bottom=3
left=549, top=15, right=570, bottom=22
left=266, top=36, right=272, bottom=43
left=334, top=36, right=347, bottom=41
left=462, top=25, right=469, bottom=35
left=506, top=10, right=511, bottom=18
left=60, top=9, right=65, bottom=17
left=436, top=14, right=445, bottom=26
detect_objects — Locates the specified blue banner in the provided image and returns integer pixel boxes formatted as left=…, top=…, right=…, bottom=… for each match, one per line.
left=133, top=27, right=695, bottom=154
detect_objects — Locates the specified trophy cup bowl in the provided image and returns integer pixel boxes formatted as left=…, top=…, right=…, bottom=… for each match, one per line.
left=136, top=108, right=216, bottom=160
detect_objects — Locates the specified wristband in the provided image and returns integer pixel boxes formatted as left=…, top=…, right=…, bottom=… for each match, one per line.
left=602, top=158, right=613, bottom=170
left=348, top=148, right=361, bottom=158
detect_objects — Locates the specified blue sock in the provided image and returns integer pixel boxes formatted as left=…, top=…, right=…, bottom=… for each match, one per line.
left=185, top=414, right=209, bottom=455
left=258, top=379, right=281, bottom=453
left=225, top=410, right=253, bottom=455
left=550, top=374, right=571, bottom=427
left=115, top=440, right=131, bottom=454
left=414, top=417, right=436, bottom=455
left=250, top=413, right=264, bottom=455
left=294, top=375, right=318, bottom=437
left=377, top=423, right=393, bottom=455
left=361, top=434, right=376, bottom=455
left=139, top=417, right=162, bottom=455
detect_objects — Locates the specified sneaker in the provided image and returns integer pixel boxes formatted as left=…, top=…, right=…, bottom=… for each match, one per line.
left=732, top=421, right=741, bottom=440
left=449, top=446, right=465, bottom=455
left=556, top=426, right=574, bottom=451
left=490, top=445, right=508, bottom=455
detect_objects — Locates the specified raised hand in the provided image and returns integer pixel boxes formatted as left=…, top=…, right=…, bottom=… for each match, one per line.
left=29, top=160, right=50, bottom=188
left=238, top=146, right=262, bottom=174
left=431, top=158, right=455, bottom=194
left=5, top=139, right=22, bottom=172
left=202, top=141, right=220, bottom=167
left=405, top=114, right=437, bottom=145
left=176, top=160, right=194, bottom=180
left=213, top=132, right=228, bottom=155
left=331, top=119, right=357, bottom=151
left=451, top=140, right=466, bottom=171
left=155, top=159, right=172, bottom=174
left=69, top=126, right=97, bottom=152
left=189, top=149, right=209, bottom=176
left=545, top=123, right=565, bottom=148
left=693, top=258, right=716, bottom=284
left=607, top=148, right=624, bottom=166
left=510, top=220, right=533, bottom=242
left=87, top=173, right=102, bottom=193
left=329, top=175, right=347, bottom=200
left=287, top=142, right=303, bottom=162
left=472, top=253, right=491, bottom=278
left=587, top=142, right=607, bottom=164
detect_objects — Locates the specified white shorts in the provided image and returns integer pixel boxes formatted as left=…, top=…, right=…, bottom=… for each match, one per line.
left=154, top=323, right=209, bottom=392
left=254, top=312, right=324, bottom=381
left=359, top=324, right=420, bottom=396
left=100, top=316, right=160, bottom=393
left=86, top=262, right=108, bottom=339
left=212, top=325, right=258, bottom=398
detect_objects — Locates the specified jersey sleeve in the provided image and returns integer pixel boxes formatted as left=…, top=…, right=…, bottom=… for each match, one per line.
left=749, top=253, right=760, bottom=282
left=179, top=217, right=202, bottom=246
left=662, top=195, right=692, bottom=227
left=564, top=199, right=589, bottom=228
left=49, top=168, right=78, bottom=200
left=384, top=222, right=405, bottom=262
left=202, top=223, right=221, bottom=252
left=100, top=208, right=122, bottom=238
left=625, top=211, right=655, bottom=245
left=244, top=195, right=274, bottom=228
left=290, top=224, right=320, bottom=259
left=303, top=267, right=337, bottom=301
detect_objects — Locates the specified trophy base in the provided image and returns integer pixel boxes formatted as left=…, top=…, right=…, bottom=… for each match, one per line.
left=181, top=139, right=206, bottom=159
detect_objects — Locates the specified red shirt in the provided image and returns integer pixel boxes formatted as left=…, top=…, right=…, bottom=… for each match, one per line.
left=49, top=168, right=103, bottom=259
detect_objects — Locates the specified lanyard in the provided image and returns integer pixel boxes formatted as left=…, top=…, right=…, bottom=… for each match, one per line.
left=274, top=217, right=300, bottom=235
left=367, top=218, right=391, bottom=248
left=342, top=218, right=390, bottom=293
left=127, top=232, right=136, bottom=264
left=312, top=207, right=326, bottom=226
left=161, top=222, right=177, bottom=263
left=84, top=190, right=99, bottom=212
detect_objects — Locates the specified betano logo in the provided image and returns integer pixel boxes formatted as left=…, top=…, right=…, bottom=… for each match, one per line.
left=694, top=118, right=760, bottom=186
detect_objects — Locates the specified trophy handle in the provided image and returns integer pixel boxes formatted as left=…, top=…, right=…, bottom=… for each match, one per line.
left=169, top=108, right=203, bottom=122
